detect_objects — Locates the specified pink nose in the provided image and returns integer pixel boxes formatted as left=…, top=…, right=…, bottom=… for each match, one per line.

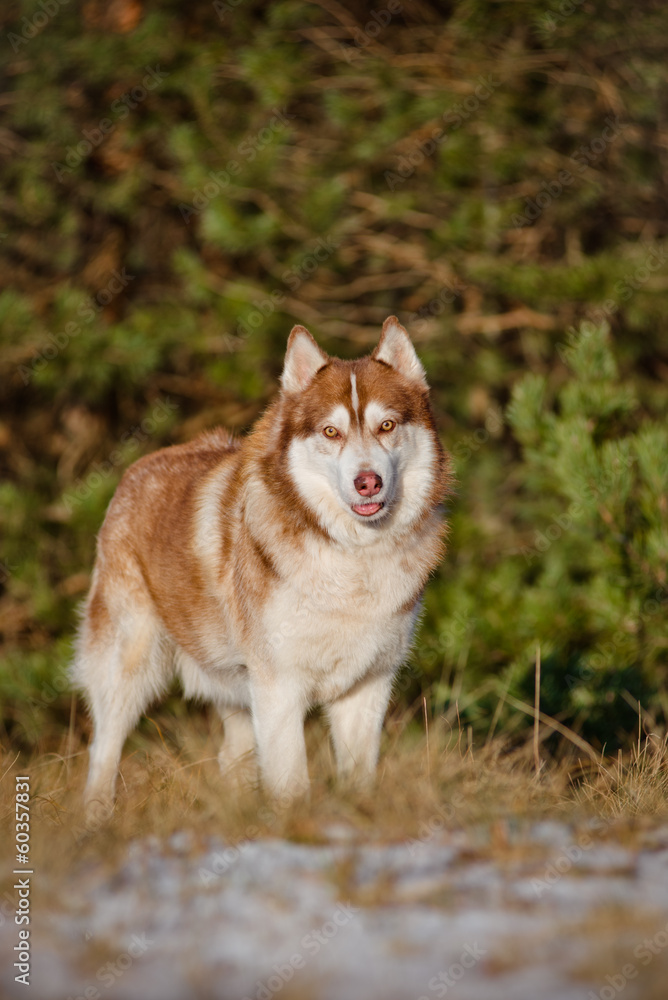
left=354, top=471, right=383, bottom=496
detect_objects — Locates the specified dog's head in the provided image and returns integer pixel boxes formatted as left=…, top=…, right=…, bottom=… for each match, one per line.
left=276, top=316, right=450, bottom=542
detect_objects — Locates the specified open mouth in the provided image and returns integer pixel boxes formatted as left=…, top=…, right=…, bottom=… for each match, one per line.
left=351, top=502, right=384, bottom=517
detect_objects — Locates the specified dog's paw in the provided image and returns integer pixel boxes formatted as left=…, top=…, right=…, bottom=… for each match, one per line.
left=82, top=793, right=115, bottom=833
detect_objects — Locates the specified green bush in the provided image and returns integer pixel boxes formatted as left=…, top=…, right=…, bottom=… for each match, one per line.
left=1, top=0, right=667, bottom=749
left=414, top=324, right=668, bottom=748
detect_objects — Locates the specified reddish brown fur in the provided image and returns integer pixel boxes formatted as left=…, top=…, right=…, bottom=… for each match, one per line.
left=77, top=318, right=452, bottom=808
left=88, top=353, right=452, bottom=660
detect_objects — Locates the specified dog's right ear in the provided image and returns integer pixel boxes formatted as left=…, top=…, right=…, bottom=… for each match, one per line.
left=281, top=325, right=329, bottom=393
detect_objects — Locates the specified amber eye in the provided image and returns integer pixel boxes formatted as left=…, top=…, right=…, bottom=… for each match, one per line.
left=379, top=419, right=396, bottom=433
left=323, top=426, right=339, bottom=439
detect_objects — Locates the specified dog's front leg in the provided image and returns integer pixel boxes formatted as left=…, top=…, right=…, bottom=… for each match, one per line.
left=326, top=670, right=394, bottom=786
left=249, top=672, right=309, bottom=800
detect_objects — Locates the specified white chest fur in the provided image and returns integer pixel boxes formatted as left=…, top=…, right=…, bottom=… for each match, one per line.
left=258, top=534, right=420, bottom=703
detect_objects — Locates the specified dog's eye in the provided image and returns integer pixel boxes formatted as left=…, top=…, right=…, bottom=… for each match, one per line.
left=379, top=419, right=396, bottom=433
left=323, top=426, right=340, bottom=439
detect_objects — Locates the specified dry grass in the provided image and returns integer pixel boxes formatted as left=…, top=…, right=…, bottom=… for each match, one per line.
left=2, top=700, right=667, bottom=893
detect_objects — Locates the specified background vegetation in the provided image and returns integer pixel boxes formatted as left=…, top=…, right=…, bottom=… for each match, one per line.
left=1, top=0, right=667, bottom=757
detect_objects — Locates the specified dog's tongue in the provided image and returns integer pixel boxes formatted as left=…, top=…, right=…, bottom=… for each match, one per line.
left=352, top=502, right=383, bottom=517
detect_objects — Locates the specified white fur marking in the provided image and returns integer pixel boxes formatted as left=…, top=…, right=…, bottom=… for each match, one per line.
left=350, top=372, right=359, bottom=416
left=365, top=401, right=399, bottom=432
left=326, top=404, right=350, bottom=437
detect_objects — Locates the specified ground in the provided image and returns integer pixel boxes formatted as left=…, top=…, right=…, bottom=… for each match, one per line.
left=1, top=716, right=667, bottom=1000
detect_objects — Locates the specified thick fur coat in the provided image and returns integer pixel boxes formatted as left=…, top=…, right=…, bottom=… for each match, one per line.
left=73, top=316, right=451, bottom=814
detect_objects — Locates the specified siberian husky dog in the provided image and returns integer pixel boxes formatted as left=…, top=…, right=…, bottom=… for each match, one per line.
left=73, top=316, right=451, bottom=815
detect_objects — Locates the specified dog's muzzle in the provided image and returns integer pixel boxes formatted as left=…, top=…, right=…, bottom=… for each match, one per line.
left=352, top=470, right=384, bottom=516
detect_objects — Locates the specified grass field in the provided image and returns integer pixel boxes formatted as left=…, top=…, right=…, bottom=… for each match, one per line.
left=3, top=696, right=667, bottom=876
left=2, top=697, right=668, bottom=1000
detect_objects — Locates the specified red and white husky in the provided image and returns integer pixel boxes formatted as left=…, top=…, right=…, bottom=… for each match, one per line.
left=74, top=317, right=451, bottom=814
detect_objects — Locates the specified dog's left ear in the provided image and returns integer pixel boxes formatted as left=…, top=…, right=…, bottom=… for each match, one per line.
left=282, top=325, right=329, bottom=393
left=373, top=317, right=428, bottom=389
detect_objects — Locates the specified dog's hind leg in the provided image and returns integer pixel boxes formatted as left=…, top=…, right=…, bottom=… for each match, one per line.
left=73, top=599, right=168, bottom=822
left=217, top=707, right=257, bottom=786
left=326, top=671, right=394, bottom=786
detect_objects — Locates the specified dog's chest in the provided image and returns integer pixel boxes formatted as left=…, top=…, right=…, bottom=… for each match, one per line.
left=261, top=542, right=419, bottom=701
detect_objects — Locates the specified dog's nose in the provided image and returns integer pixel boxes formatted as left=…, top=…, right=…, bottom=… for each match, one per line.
left=354, top=471, right=383, bottom=496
